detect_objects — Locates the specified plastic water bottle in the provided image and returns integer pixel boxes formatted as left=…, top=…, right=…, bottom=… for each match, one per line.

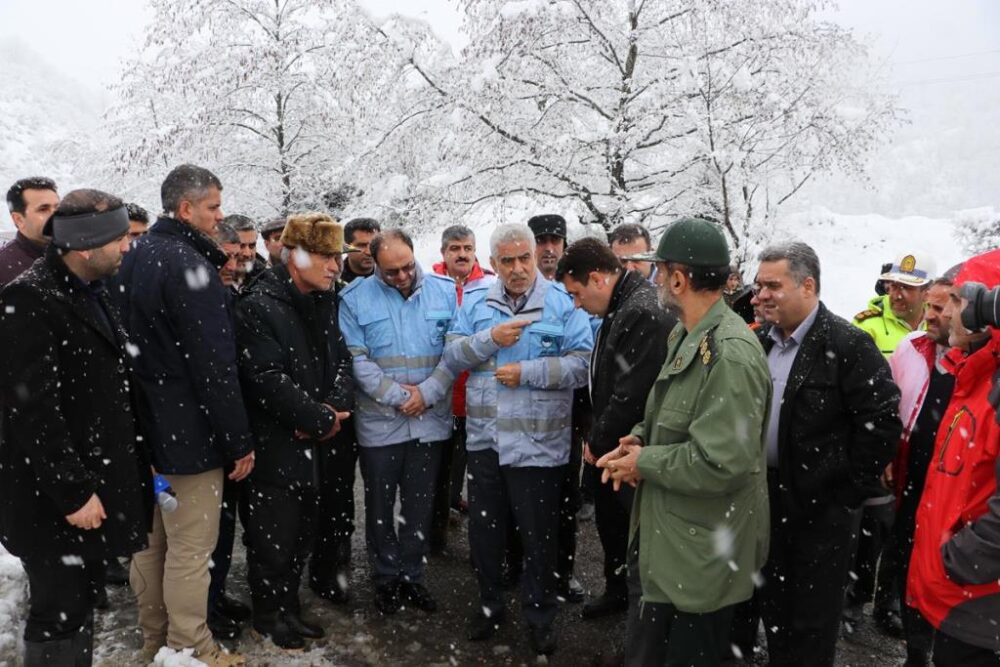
left=153, top=474, right=178, bottom=513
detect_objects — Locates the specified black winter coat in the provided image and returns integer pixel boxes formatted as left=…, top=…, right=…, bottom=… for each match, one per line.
left=759, top=303, right=902, bottom=513
left=589, top=270, right=677, bottom=457
left=235, top=265, right=355, bottom=488
left=0, top=248, right=152, bottom=560
left=113, top=217, right=253, bottom=474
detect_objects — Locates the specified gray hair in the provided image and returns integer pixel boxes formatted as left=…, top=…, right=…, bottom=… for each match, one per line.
left=441, top=224, right=475, bottom=249
left=490, top=223, right=535, bottom=258
left=223, top=214, right=257, bottom=232
left=213, top=221, right=239, bottom=245
left=758, top=241, right=821, bottom=294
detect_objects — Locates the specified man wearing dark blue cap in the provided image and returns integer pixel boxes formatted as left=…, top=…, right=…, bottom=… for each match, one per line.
left=0, top=189, right=151, bottom=667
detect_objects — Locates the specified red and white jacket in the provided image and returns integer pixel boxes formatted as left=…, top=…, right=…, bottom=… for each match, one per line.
left=888, top=331, right=941, bottom=503
left=907, top=250, right=1000, bottom=651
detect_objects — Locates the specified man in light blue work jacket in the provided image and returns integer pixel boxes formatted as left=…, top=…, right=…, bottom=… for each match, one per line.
left=442, top=223, right=593, bottom=657
left=338, top=229, right=457, bottom=616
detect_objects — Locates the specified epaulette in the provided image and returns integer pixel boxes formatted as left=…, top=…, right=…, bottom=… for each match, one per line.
left=853, top=308, right=882, bottom=322
left=698, top=329, right=719, bottom=367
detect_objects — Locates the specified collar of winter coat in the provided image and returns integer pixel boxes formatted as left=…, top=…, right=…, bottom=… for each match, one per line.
left=35, top=245, right=122, bottom=349
left=607, top=269, right=647, bottom=318
left=150, top=216, right=228, bottom=270
left=485, top=269, right=548, bottom=316
left=663, top=297, right=731, bottom=376
left=244, top=263, right=335, bottom=310
left=432, top=260, right=489, bottom=284
left=14, top=231, right=46, bottom=259
left=945, top=329, right=1000, bottom=396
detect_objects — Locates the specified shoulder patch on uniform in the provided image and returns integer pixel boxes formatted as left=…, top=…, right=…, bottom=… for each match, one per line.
left=853, top=308, right=882, bottom=322
left=699, top=330, right=719, bottom=366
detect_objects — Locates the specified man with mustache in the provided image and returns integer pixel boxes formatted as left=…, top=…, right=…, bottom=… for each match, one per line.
left=525, top=213, right=586, bottom=603
left=341, top=217, right=380, bottom=284
left=847, top=252, right=937, bottom=637
left=430, top=224, right=494, bottom=552
left=442, top=223, right=592, bottom=656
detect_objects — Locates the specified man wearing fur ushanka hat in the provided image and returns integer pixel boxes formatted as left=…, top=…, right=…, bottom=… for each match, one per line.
left=234, top=211, right=357, bottom=650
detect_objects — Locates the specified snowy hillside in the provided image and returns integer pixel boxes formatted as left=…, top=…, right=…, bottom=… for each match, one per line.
left=0, top=38, right=106, bottom=230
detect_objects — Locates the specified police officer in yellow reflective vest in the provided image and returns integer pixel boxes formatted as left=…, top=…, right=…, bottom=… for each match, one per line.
left=852, top=253, right=936, bottom=357
left=597, top=217, right=772, bottom=666
left=847, top=252, right=936, bottom=638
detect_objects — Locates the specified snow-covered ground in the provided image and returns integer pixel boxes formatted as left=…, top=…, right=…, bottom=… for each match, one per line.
left=0, top=208, right=967, bottom=664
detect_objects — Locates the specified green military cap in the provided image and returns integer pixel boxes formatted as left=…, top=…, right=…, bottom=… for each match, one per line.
left=622, top=217, right=730, bottom=267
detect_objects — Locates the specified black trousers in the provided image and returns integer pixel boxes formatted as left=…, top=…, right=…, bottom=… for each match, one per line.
left=431, top=416, right=467, bottom=548
left=468, top=449, right=562, bottom=630
left=846, top=499, right=895, bottom=608
left=593, top=464, right=633, bottom=593
left=934, top=632, right=1000, bottom=666
left=242, top=480, right=318, bottom=615
left=580, top=461, right=599, bottom=505
left=22, top=556, right=99, bottom=665
left=359, top=440, right=443, bottom=586
left=558, top=434, right=583, bottom=580
left=625, top=536, right=734, bottom=666
left=310, top=429, right=357, bottom=589
left=760, top=474, right=862, bottom=667
left=208, top=473, right=243, bottom=605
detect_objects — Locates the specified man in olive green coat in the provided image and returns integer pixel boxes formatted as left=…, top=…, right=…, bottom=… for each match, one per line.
left=598, top=217, right=771, bottom=666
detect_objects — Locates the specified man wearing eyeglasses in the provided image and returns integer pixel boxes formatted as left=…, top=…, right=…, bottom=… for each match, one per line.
left=338, top=228, right=457, bottom=616
left=751, top=241, right=901, bottom=667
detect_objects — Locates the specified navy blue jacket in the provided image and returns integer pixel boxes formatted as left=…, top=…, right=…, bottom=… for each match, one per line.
left=114, top=216, right=253, bottom=474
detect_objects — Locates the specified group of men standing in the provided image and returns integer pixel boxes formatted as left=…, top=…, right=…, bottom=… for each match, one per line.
left=0, top=165, right=998, bottom=667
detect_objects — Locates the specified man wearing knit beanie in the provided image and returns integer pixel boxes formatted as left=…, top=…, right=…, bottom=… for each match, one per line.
left=0, top=189, right=151, bottom=667
left=907, top=248, right=1000, bottom=665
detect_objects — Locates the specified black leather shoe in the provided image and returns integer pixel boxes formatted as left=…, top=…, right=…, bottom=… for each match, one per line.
left=253, top=614, right=305, bottom=651
left=311, top=580, right=351, bottom=605
left=400, top=582, right=437, bottom=613
left=105, top=558, right=129, bottom=586
left=467, top=609, right=504, bottom=641
left=214, top=594, right=252, bottom=622
left=374, top=582, right=401, bottom=615
left=581, top=590, right=628, bottom=620
left=529, top=624, right=557, bottom=656
left=281, top=612, right=324, bottom=639
left=558, top=577, right=585, bottom=604
left=94, top=586, right=109, bottom=611
left=208, top=606, right=242, bottom=641
left=873, top=607, right=904, bottom=638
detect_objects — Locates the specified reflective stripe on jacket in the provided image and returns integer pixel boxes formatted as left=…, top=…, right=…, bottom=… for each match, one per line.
left=443, top=273, right=593, bottom=468
left=338, top=264, right=457, bottom=447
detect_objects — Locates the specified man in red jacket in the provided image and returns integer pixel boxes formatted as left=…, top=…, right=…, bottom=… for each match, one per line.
left=430, top=224, right=493, bottom=552
left=908, top=248, right=1000, bottom=666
